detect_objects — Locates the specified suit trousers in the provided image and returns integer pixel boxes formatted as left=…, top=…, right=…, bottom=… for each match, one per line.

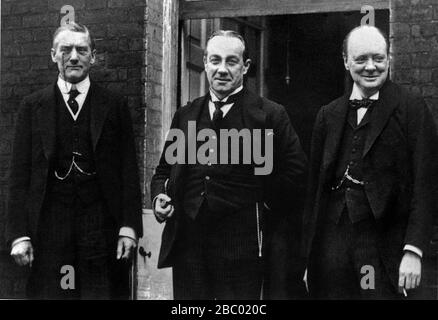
left=308, top=210, right=399, bottom=299
left=172, top=201, right=264, bottom=300
left=26, top=178, right=129, bottom=299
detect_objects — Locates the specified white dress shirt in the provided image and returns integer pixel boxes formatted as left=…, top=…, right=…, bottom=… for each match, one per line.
left=208, top=85, right=243, bottom=120
left=57, top=76, right=91, bottom=121
left=349, top=83, right=379, bottom=125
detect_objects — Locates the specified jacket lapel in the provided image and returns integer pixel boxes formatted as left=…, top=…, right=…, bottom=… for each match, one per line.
left=177, top=88, right=267, bottom=165
left=362, top=80, right=398, bottom=158
left=322, top=94, right=349, bottom=169
left=172, top=94, right=206, bottom=200
left=37, top=83, right=57, bottom=160
left=240, top=88, right=266, bottom=130
left=179, top=93, right=207, bottom=140
left=89, top=82, right=111, bottom=151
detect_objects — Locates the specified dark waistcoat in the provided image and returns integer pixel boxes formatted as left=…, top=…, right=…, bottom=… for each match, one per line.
left=48, top=87, right=99, bottom=205
left=183, top=98, right=263, bottom=219
left=327, top=104, right=374, bottom=224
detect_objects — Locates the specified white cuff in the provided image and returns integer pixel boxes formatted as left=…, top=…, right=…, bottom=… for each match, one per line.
left=164, top=178, right=169, bottom=194
left=152, top=195, right=160, bottom=214
left=11, top=236, right=31, bottom=250
left=119, top=227, right=137, bottom=242
left=403, top=244, right=423, bottom=258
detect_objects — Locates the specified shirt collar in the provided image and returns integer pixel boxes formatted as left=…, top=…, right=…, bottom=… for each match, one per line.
left=349, top=83, right=379, bottom=100
left=57, top=75, right=90, bottom=94
left=210, top=85, right=243, bottom=102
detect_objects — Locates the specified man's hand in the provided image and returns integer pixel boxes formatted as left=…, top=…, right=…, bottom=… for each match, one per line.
left=11, top=240, right=34, bottom=267
left=154, top=193, right=174, bottom=222
left=116, top=236, right=137, bottom=260
left=398, top=251, right=422, bottom=293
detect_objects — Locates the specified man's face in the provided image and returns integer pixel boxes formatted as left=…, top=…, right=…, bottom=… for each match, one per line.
left=51, top=30, right=95, bottom=83
left=344, top=28, right=389, bottom=96
left=204, top=36, right=250, bottom=99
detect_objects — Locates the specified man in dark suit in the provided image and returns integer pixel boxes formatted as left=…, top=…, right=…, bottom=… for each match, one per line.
left=303, top=25, right=438, bottom=299
left=151, top=30, right=307, bottom=299
left=6, top=22, right=143, bottom=299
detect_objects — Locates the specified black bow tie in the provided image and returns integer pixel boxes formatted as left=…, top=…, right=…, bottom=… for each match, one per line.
left=349, top=99, right=375, bottom=110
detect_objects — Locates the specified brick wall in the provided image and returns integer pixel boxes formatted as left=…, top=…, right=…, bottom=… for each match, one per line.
left=0, top=0, right=148, bottom=298
left=390, top=0, right=438, bottom=299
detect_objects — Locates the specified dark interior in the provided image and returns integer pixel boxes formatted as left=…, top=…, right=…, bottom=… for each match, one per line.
left=266, top=10, right=390, bottom=156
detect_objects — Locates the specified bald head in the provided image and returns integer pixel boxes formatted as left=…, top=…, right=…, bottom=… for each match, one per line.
left=343, top=25, right=388, bottom=59
left=343, top=25, right=390, bottom=97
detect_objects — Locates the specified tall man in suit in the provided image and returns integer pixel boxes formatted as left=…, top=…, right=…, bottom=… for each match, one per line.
left=6, top=22, right=143, bottom=299
left=303, top=25, right=438, bottom=299
left=151, top=30, right=307, bottom=299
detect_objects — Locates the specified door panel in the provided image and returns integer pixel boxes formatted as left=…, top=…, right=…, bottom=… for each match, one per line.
left=180, top=19, right=214, bottom=106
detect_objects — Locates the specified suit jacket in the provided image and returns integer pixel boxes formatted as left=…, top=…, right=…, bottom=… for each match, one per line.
left=6, top=81, right=143, bottom=245
left=303, top=80, right=438, bottom=286
left=151, top=88, right=308, bottom=268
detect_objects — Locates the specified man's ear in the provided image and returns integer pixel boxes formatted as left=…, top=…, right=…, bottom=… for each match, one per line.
left=343, top=54, right=349, bottom=70
left=90, top=49, right=97, bottom=65
left=243, top=59, right=251, bottom=75
left=203, top=56, right=208, bottom=71
left=51, top=48, right=57, bottom=63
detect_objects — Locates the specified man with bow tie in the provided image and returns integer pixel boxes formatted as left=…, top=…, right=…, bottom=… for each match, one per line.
left=6, top=22, right=143, bottom=299
left=303, top=25, right=438, bottom=299
left=151, top=30, right=307, bottom=299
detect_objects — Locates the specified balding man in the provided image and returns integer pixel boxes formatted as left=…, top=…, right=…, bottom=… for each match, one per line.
left=303, top=25, right=438, bottom=299
left=6, top=22, right=143, bottom=299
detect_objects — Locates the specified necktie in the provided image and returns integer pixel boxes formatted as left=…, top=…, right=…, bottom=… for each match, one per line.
left=212, top=100, right=226, bottom=126
left=68, top=89, right=80, bottom=114
left=211, top=92, right=241, bottom=128
left=349, top=98, right=374, bottom=110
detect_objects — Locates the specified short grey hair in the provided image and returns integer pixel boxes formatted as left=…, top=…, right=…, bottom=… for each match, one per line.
left=204, top=30, right=249, bottom=61
left=52, top=22, right=95, bottom=50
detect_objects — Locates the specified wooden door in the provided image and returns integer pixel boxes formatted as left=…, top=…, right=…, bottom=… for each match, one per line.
left=180, top=18, right=217, bottom=106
